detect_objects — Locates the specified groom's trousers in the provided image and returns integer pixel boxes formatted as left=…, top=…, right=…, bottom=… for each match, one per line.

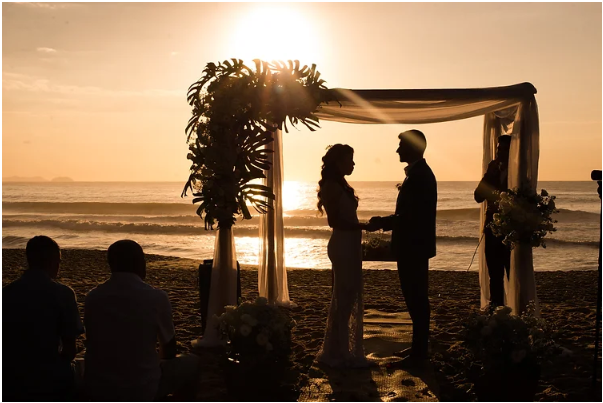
left=397, top=257, right=430, bottom=358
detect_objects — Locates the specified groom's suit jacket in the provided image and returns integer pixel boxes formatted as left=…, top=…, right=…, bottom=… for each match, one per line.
left=381, top=158, right=437, bottom=261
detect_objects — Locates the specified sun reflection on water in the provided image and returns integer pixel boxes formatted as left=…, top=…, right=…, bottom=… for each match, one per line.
left=234, top=236, right=324, bottom=269
left=282, top=181, right=317, bottom=214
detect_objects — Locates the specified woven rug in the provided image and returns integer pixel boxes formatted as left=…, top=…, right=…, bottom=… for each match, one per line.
left=299, top=310, right=439, bottom=402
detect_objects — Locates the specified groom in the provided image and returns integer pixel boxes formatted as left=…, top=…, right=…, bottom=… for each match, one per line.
left=370, top=130, right=437, bottom=364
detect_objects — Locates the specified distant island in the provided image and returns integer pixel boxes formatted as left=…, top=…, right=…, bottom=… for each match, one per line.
left=3, top=176, right=75, bottom=183
left=51, top=177, right=75, bottom=182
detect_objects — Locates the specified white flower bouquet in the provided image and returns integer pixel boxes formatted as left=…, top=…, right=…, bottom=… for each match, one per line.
left=217, top=297, right=295, bottom=359
left=488, top=188, right=559, bottom=249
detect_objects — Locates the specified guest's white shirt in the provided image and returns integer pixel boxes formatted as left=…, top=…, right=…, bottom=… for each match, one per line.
left=84, top=272, right=175, bottom=401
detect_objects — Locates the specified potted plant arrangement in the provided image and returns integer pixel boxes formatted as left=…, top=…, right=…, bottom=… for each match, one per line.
left=216, top=297, right=295, bottom=399
left=463, top=304, right=557, bottom=401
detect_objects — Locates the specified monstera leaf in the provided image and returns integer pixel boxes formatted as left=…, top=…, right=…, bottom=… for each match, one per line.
left=182, top=59, right=334, bottom=229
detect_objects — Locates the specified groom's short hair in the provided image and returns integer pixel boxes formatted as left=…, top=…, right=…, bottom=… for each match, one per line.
left=398, top=129, right=427, bottom=153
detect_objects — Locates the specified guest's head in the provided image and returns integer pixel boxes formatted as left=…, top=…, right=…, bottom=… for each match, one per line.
left=397, top=130, right=427, bottom=163
left=26, top=235, right=61, bottom=278
left=107, top=240, right=146, bottom=280
left=496, top=135, right=511, bottom=163
left=317, top=144, right=358, bottom=214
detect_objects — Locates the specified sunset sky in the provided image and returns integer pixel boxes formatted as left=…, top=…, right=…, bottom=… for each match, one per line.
left=2, top=2, right=601, bottom=182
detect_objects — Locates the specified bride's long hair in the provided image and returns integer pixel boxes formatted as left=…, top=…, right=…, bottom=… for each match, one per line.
left=317, top=144, right=359, bottom=215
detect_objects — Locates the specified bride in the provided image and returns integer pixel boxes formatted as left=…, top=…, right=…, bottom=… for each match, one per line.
left=316, top=144, right=377, bottom=368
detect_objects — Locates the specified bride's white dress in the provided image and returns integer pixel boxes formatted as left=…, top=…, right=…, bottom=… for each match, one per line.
left=316, top=181, right=368, bottom=368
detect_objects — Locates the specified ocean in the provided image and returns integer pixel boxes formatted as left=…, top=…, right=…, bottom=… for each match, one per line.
left=2, top=181, right=600, bottom=271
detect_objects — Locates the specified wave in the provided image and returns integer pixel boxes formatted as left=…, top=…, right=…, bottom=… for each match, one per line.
left=2, top=202, right=196, bottom=215
left=434, top=208, right=600, bottom=222
left=3, top=218, right=598, bottom=247
left=1, top=218, right=326, bottom=238
left=4, top=202, right=599, bottom=224
left=2, top=235, right=29, bottom=247
left=436, top=236, right=598, bottom=248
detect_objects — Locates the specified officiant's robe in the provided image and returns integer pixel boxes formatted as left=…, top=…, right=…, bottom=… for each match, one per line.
left=381, top=158, right=438, bottom=261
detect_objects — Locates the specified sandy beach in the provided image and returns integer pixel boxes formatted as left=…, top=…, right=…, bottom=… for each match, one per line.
left=2, top=248, right=601, bottom=401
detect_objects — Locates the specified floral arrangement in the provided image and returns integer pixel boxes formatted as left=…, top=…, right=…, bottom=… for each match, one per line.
left=362, top=231, right=395, bottom=261
left=488, top=188, right=559, bottom=249
left=217, top=297, right=295, bottom=360
left=463, top=304, right=557, bottom=373
left=460, top=304, right=560, bottom=400
left=181, top=59, right=334, bottom=229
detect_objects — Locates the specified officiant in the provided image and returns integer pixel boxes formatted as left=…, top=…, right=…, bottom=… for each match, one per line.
left=474, top=135, right=512, bottom=307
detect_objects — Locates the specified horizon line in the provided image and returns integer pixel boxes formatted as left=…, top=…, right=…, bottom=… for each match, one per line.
left=2, top=179, right=597, bottom=183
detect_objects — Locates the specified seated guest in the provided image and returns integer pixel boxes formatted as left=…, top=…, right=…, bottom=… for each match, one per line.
left=3, top=235, right=84, bottom=401
left=84, top=240, right=199, bottom=401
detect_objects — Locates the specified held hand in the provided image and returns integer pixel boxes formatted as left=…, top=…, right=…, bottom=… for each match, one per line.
left=367, top=216, right=383, bottom=231
left=364, top=221, right=381, bottom=232
left=369, top=216, right=382, bottom=225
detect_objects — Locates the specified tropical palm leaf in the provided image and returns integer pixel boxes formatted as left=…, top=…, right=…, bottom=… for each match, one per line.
left=182, top=59, right=332, bottom=229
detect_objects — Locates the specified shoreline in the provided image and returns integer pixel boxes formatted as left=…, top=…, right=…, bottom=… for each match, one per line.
left=2, top=248, right=600, bottom=401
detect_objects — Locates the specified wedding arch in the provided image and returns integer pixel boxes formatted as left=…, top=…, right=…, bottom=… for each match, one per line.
left=184, top=59, right=539, bottom=345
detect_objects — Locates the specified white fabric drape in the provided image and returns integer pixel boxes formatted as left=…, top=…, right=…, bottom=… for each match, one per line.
left=258, top=128, right=291, bottom=306
left=506, top=97, right=540, bottom=314
left=193, top=228, right=238, bottom=347
left=316, top=84, right=535, bottom=125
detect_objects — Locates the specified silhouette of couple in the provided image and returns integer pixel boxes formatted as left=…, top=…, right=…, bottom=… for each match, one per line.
left=316, top=129, right=511, bottom=369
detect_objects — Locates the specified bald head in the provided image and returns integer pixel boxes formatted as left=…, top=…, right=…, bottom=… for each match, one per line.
left=397, top=129, right=427, bottom=163
left=107, top=240, right=146, bottom=279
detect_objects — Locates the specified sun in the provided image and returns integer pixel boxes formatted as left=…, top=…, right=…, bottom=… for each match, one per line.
left=227, top=5, right=321, bottom=64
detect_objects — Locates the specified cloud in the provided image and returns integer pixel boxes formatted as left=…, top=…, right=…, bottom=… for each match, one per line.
left=15, top=3, right=76, bottom=10
left=2, top=72, right=182, bottom=98
left=37, top=47, right=57, bottom=54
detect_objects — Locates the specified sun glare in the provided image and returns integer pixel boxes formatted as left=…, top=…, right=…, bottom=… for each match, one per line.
left=282, top=181, right=305, bottom=212
left=228, top=5, right=321, bottom=64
